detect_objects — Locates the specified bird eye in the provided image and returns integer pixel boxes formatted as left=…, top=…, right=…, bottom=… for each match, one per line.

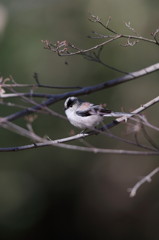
left=65, top=97, right=77, bottom=110
left=67, top=99, right=74, bottom=108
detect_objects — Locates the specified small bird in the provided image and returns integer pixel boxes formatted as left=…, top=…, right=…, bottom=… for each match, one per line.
left=64, top=96, right=132, bottom=130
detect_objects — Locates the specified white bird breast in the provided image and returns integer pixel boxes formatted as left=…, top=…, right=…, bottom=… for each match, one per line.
left=65, top=108, right=104, bottom=129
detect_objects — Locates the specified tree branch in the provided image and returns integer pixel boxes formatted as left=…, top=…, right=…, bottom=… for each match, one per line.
left=4, top=63, right=159, bottom=122
left=128, top=167, right=159, bottom=197
left=0, top=141, right=159, bottom=155
left=0, top=96, right=158, bottom=153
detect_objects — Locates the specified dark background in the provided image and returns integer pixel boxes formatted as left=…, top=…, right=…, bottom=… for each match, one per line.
left=0, top=0, right=159, bottom=239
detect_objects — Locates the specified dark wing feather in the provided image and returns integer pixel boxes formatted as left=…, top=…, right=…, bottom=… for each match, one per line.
left=76, top=104, right=111, bottom=117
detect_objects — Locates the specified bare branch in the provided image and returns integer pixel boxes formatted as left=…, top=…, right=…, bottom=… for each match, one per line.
left=0, top=84, right=82, bottom=90
left=43, top=18, right=158, bottom=58
left=95, top=127, right=157, bottom=151
left=42, top=35, right=121, bottom=56
left=4, top=63, right=159, bottom=122
left=124, top=21, right=138, bottom=35
left=83, top=48, right=129, bottom=74
left=128, top=167, right=159, bottom=197
left=0, top=96, right=158, bottom=154
left=0, top=140, right=159, bottom=155
left=88, top=14, right=117, bottom=34
left=138, top=115, right=159, bottom=132
left=0, top=92, right=55, bottom=99
left=141, top=124, right=159, bottom=150
left=115, top=96, right=159, bottom=123
left=0, top=76, right=81, bottom=90
left=0, top=118, right=43, bottom=142
left=33, top=72, right=82, bottom=89
left=151, top=28, right=159, bottom=45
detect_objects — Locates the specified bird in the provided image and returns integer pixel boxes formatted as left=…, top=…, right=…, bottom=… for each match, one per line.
left=64, top=96, right=132, bottom=130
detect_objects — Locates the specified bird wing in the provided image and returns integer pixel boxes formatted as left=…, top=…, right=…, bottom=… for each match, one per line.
left=76, top=104, right=111, bottom=117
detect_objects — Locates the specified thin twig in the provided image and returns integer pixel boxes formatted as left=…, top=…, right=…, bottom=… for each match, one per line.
left=0, top=83, right=82, bottom=90
left=43, top=34, right=157, bottom=57
left=141, top=124, right=159, bottom=150
left=0, top=92, right=55, bottom=99
left=83, top=50, right=129, bottom=75
left=96, top=127, right=157, bottom=151
left=8, top=86, right=67, bottom=120
left=115, top=96, right=159, bottom=123
left=128, top=167, right=159, bottom=197
left=138, top=115, right=159, bottom=132
left=42, top=35, right=121, bottom=56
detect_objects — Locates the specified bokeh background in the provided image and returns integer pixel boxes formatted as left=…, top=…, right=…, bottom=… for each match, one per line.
left=0, top=0, right=159, bottom=239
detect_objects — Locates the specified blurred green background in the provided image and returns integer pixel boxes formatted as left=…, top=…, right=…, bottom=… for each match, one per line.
left=0, top=0, right=159, bottom=239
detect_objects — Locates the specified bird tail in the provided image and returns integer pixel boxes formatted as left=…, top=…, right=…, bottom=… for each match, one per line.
left=103, top=112, right=132, bottom=117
